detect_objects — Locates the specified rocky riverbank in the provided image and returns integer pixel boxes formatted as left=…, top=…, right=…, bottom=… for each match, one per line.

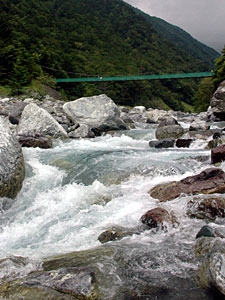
left=1, top=81, right=225, bottom=299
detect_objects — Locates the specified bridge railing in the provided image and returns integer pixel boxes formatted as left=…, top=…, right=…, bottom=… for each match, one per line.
left=56, top=72, right=214, bottom=83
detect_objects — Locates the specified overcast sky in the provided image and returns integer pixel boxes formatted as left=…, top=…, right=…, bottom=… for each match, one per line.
left=124, top=0, right=225, bottom=53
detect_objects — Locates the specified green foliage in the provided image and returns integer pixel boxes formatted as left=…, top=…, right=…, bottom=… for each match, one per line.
left=135, top=11, right=219, bottom=68
left=214, top=46, right=225, bottom=87
left=193, top=78, right=214, bottom=112
left=0, top=0, right=218, bottom=110
left=0, top=86, right=11, bottom=97
left=181, top=101, right=194, bottom=113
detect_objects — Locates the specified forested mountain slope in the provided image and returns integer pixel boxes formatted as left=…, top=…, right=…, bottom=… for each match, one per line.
left=134, top=9, right=219, bottom=67
left=0, top=0, right=219, bottom=110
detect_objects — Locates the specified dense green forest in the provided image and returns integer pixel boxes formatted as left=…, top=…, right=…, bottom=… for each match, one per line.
left=0, top=0, right=222, bottom=111
left=135, top=10, right=219, bottom=68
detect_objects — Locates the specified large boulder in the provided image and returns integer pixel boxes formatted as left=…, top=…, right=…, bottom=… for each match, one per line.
left=63, top=94, right=128, bottom=132
left=0, top=267, right=99, bottom=300
left=155, top=118, right=184, bottom=140
left=150, top=168, right=225, bottom=202
left=195, top=237, right=225, bottom=297
left=0, top=117, right=25, bottom=199
left=189, top=120, right=210, bottom=131
left=210, top=80, right=225, bottom=120
left=17, top=103, right=68, bottom=138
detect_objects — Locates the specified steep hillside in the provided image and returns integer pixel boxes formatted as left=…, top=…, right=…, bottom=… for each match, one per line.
left=0, top=0, right=218, bottom=110
left=133, top=9, right=219, bottom=67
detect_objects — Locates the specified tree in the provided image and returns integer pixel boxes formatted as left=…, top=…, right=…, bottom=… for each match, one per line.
left=193, top=77, right=214, bottom=112
left=214, top=46, right=225, bottom=87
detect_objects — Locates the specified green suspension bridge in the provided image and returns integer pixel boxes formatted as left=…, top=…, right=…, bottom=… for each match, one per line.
left=56, top=71, right=214, bottom=83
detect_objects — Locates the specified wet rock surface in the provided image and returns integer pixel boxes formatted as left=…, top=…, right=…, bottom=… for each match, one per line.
left=17, top=133, right=53, bottom=148
left=98, top=225, right=144, bottom=244
left=149, top=139, right=175, bottom=148
left=187, top=196, right=225, bottom=220
left=211, top=144, right=225, bottom=164
left=140, top=207, right=178, bottom=229
left=150, top=168, right=225, bottom=202
left=0, top=117, right=25, bottom=199
left=195, top=237, right=225, bottom=297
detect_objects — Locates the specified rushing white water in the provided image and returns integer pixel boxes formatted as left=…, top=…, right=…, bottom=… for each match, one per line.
left=0, top=127, right=215, bottom=261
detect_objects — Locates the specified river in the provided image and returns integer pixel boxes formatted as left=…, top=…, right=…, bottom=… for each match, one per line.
left=0, top=124, right=223, bottom=299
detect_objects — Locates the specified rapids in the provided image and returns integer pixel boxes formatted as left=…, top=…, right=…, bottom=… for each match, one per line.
left=0, top=125, right=224, bottom=299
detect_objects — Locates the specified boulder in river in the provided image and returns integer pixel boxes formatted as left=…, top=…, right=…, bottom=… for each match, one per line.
left=63, top=94, right=128, bottom=133
left=149, top=168, right=225, bottom=202
left=207, top=137, right=225, bottom=149
left=149, top=139, right=175, bottom=148
left=140, top=207, right=178, bottom=229
left=17, top=103, right=68, bottom=138
left=155, top=117, right=184, bottom=140
left=98, top=225, right=143, bottom=244
left=211, top=144, right=225, bottom=164
left=175, top=138, right=193, bottom=148
left=0, top=117, right=25, bottom=199
left=189, top=120, right=210, bottom=132
left=187, top=196, right=225, bottom=221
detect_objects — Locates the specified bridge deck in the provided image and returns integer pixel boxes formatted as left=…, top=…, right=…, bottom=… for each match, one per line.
left=56, top=72, right=214, bottom=83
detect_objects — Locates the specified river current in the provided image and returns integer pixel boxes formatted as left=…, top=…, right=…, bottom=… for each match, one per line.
left=0, top=124, right=223, bottom=299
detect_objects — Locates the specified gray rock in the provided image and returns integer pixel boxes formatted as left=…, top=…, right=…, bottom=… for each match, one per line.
left=210, top=81, right=225, bottom=121
left=158, top=117, right=178, bottom=127
left=195, top=237, right=225, bottom=296
left=23, top=267, right=98, bottom=298
left=68, top=124, right=95, bottom=139
left=17, top=103, right=68, bottom=138
left=98, top=225, right=143, bottom=244
left=155, top=124, right=184, bottom=140
left=8, top=101, right=28, bottom=124
left=63, top=94, right=128, bottom=132
left=189, top=120, right=210, bottom=131
left=0, top=117, right=25, bottom=199
left=120, top=112, right=134, bottom=124
left=129, top=106, right=146, bottom=114
left=149, top=139, right=175, bottom=148
left=196, top=225, right=216, bottom=239
left=145, top=109, right=177, bottom=124
left=0, top=256, right=42, bottom=283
